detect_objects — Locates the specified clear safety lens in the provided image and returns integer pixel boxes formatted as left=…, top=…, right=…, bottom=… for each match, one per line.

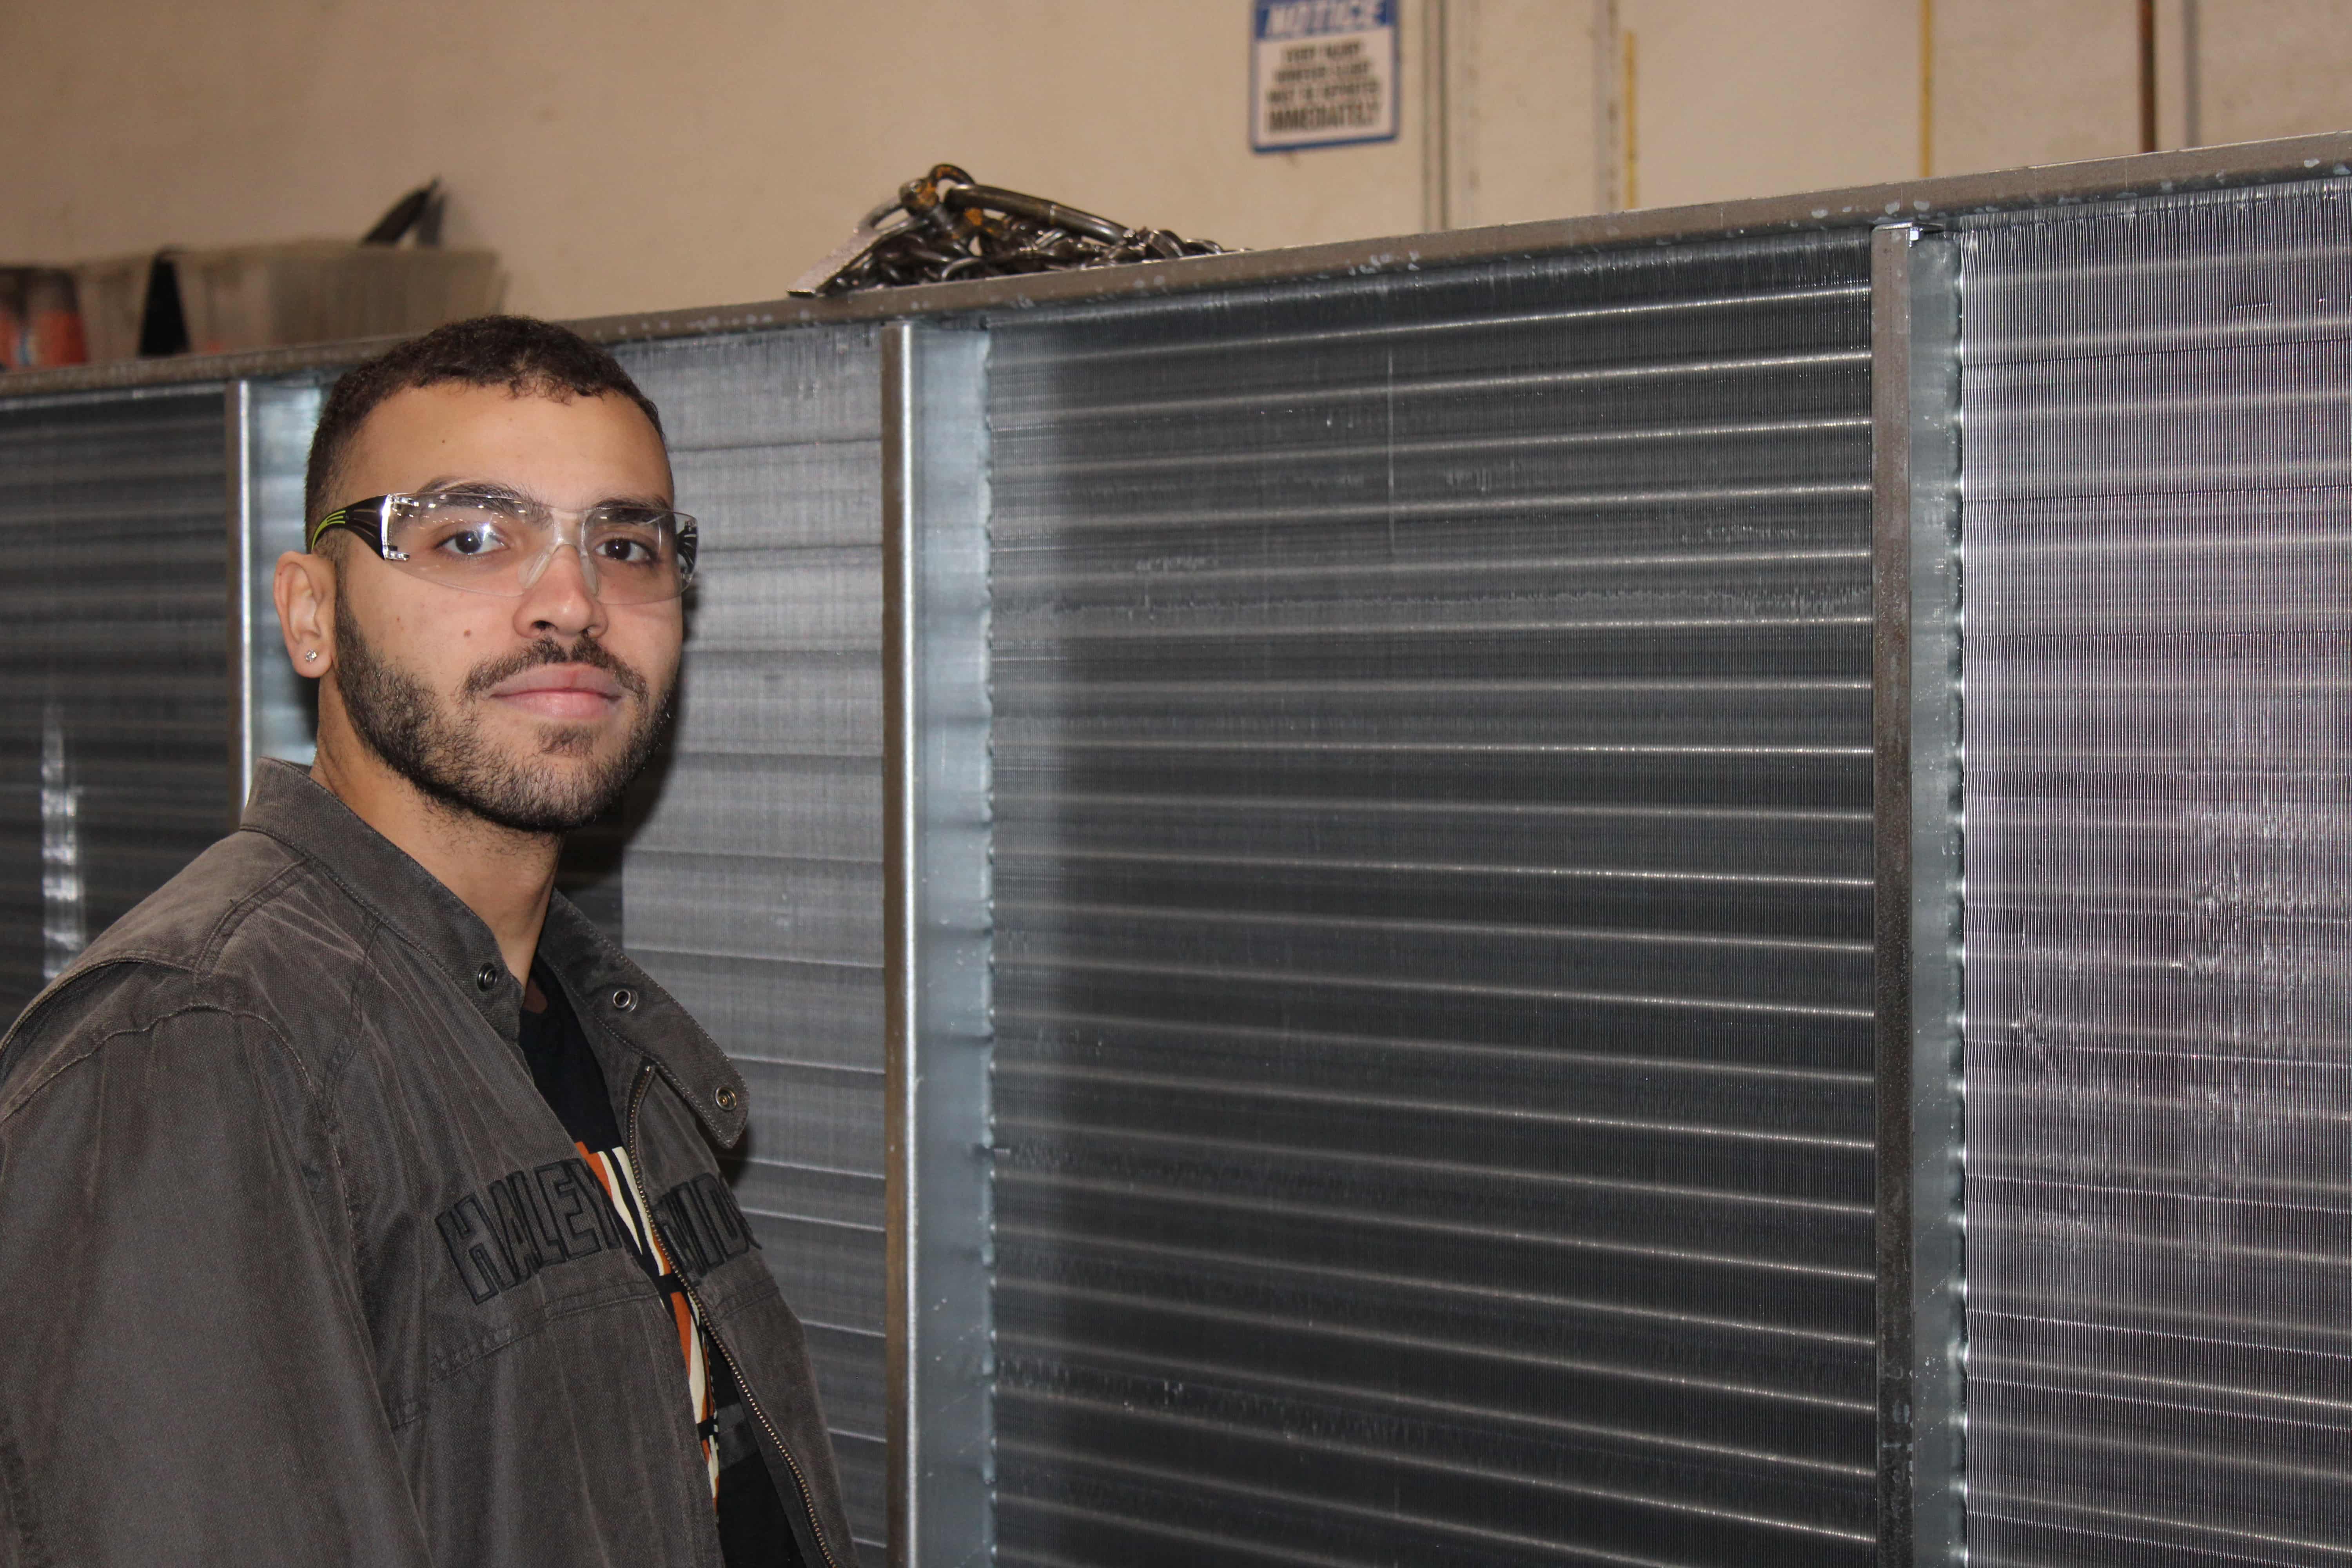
left=381, top=492, right=696, bottom=604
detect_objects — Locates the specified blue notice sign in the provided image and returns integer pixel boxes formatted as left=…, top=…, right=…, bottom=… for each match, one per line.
left=1252, top=0, right=1399, bottom=152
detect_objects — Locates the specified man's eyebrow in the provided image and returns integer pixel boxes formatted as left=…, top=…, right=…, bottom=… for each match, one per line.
left=413, top=476, right=530, bottom=501
left=408, top=479, right=675, bottom=511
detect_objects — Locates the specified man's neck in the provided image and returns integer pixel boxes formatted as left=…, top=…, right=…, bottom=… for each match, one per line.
left=310, top=733, right=561, bottom=985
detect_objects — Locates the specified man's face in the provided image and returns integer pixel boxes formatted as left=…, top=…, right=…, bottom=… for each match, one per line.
left=321, top=383, right=683, bottom=834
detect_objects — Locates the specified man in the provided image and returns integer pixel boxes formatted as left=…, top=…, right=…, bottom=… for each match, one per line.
left=0, top=317, right=856, bottom=1568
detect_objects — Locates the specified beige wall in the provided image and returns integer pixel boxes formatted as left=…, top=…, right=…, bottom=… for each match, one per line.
left=1617, top=0, right=1921, bottom=207
left=8, top=0, right=2352, bottom=323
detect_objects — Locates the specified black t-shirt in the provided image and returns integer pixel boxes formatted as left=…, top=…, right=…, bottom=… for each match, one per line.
left=519, top=962, right=804, bottom=1568
left=516, top=966, right=625, bottom=1151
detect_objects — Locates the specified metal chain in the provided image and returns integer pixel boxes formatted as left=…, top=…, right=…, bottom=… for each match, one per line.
left=790, top=165, right=1232, bottom=296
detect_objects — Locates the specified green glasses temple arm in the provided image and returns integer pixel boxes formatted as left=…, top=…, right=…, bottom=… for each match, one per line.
left=305, top=498, right=388, bottom=554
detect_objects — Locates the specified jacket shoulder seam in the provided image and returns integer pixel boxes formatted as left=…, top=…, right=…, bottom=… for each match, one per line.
left=0, top=998, right=367, bottom=1339
left=193, top=851, right=313, bottom=975
left=0, top=843, right=309, bottom=1079
left=0, top=957, right=178, bottom=1086
left=318, top=913, right=393, bottom=1093
left=240, top=820, right=477, bottom=987
left=0, top=997, right=320, bottom=1128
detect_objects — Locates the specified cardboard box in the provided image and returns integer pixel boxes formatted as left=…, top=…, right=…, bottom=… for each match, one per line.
left=178, top=241, right=502, bottom=356
left=73, top=242, right=503, bottom=362
left=69, top=254, right=150, bottom=364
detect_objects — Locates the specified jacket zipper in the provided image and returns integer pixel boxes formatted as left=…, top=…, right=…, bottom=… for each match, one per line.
left=629, top=1062, right=844, bottom=1568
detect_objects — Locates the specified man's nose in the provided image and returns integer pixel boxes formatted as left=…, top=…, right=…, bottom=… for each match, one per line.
left=512, top=531, right=608, bottom=640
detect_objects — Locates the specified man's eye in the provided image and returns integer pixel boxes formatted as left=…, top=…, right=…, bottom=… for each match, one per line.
left=592, top=530, right=663, bottom=566
left=593, top=526, right=668, bottom=571
left=435, top=523, right=512, bottom=557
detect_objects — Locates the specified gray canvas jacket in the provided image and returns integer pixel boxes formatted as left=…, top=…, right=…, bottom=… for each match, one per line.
left=0, top=760, right=857, bottom=1568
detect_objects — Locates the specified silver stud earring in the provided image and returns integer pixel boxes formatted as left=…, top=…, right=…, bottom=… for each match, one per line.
left=303, top=651, right=320, bottom=663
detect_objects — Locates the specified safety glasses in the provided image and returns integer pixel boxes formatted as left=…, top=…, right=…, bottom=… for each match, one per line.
left=308, top=489, right=698, bottom=604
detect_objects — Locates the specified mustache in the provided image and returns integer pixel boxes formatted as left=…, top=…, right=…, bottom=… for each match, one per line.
left=459, top=635, right=651, bottom=704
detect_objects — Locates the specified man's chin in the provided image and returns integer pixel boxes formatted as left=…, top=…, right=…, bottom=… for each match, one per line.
left=388, top=714, right=643, bottom=835
left=469, top=695, right=632, bottom=759
left=533, top=722, right=619, bottom=760
left=419, top=763, right=634, bottom=836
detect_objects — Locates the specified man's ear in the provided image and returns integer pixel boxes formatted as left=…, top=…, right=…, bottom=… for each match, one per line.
left=274, top=550, right=337, bottom=679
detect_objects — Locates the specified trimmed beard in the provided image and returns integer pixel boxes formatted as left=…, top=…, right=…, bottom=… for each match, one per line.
left=332, top=600, right=673, bottom=835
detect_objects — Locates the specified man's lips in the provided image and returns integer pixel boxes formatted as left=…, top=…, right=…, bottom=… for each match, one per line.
left=485, top=663, right=624, bottom=720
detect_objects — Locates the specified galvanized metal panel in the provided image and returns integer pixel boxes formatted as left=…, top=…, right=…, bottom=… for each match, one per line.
left=614, top=327, right=890, bottom=1559
left=1958, top=185, right=2352, bottom=1565
left=982, top=234, right=1879, bottom=1566
left=0, top=388, right=231, bottom=1013
left=881, top=321, right=996, bottom=1568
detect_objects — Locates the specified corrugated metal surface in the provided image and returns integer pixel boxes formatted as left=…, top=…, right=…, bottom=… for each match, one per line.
left=982, top=234, right=1879, bottom=1566
left=0, top=388, right=230, bottom=1014
left=613, top=328, right=889, bottom=1558
left=1958, top=188, right=2352, bottom=1564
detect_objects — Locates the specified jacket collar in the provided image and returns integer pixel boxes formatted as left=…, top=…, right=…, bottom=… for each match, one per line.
left=536, top=894, right=748, bottom=1146
left=239, top=759, right=748, bottom=1145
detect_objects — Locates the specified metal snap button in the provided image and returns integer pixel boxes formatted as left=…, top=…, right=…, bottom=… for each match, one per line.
left=610, top=987, right=637, bottom=1012
left=474, top=961, right=500, bottom=992
left=714, top=1085, right=740, bottom=1111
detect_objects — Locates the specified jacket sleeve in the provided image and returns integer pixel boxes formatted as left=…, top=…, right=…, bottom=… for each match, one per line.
left=0, top=994, right=436, bottom=1567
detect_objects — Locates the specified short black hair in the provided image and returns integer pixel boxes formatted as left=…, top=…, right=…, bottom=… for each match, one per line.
left=303, top=314, right=666, bottom=525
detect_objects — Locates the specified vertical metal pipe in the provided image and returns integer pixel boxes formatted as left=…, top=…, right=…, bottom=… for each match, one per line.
left=1873, top=220, right=1967, bottom=1568
left=1622, top=25, right=1640, bottom=210
left=2139, top=0, right=2160, bottom=151
left=881, top=321, right=918, bottom=1568
left=222, top=379, right=254, bottom=826
left=1590, top=0, right=1622, bottom=212
left=1421, top=0, right=1453, bottom=231
left=1918, top=0, right=1935, bottom=178
left=2181, top=0, right=2203, bottom=147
